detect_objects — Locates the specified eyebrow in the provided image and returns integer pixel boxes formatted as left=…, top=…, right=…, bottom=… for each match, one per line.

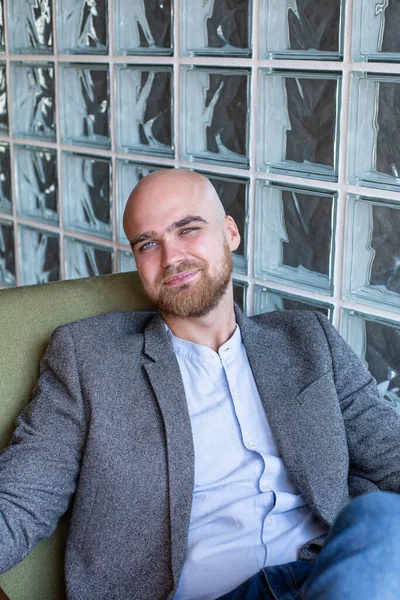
left=129, top=215, right=209, bottom=248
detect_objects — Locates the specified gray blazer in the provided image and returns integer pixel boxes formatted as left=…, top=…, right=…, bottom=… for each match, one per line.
left=1, top=307, right=400, bottom=600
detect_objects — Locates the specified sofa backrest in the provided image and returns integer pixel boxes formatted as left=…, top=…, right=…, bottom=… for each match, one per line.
left=0, top=272, right=153, bottom=600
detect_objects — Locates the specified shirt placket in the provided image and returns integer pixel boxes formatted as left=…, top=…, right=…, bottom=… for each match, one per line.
left=222, top=347, right=276, bottom=568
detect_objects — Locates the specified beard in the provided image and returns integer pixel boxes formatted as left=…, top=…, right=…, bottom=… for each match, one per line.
left=142, top=240, right=233, bottom=318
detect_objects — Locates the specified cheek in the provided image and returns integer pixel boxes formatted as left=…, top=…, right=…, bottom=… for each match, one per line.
left=190, top=237, right=218, bottom=258
left=136, top=257, right=159, bottom=286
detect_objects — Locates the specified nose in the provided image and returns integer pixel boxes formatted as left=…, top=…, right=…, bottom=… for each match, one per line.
left=160, top=241, right=185, bottom=269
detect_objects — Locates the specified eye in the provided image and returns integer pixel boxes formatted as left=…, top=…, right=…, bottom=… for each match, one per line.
left=180, top=227, right=199, bottom=235
left=139, top=241, right=158, bottom=252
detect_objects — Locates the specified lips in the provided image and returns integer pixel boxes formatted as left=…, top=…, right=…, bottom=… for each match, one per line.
left=164, top=270, right=200, bottom=286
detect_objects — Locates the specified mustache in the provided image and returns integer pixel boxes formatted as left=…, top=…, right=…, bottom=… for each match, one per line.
left=156, top=260, right=206, bottom=285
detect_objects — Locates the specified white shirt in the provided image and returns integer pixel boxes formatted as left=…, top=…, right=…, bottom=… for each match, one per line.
left=170, top=325, right=327, bottom=600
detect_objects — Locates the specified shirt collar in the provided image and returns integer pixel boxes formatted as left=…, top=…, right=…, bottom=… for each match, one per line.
left=164, top=322, right=242, bottom=365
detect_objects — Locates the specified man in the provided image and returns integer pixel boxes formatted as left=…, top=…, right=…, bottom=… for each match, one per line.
left=1, top=169, right=400, bottom=600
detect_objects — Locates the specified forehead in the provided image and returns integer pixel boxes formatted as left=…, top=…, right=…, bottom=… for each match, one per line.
left=126, top=178, right=215, bottom=233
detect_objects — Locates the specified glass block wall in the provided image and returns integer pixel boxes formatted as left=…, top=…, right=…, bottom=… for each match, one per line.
left=1, top=0, right=400, bottom=412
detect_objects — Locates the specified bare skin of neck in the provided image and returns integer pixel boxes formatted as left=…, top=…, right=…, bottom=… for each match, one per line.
left=161, top=284, right=236, bottom=353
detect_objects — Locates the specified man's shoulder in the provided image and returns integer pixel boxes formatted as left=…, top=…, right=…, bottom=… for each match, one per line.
left=244, top=309, right=333, bottom=351
left=249, top=309, right=326, bottom=330
left=54, top=310, right=157, bottom=340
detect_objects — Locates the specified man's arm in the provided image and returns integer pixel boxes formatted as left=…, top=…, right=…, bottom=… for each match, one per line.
left=315, top=312, right=400, bottom=493
left=0, top=325, right=87, bottom=573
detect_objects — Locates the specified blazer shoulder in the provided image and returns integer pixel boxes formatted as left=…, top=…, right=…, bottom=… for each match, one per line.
left=247, top=310, right=336, bottom=355
left=250, top=309, right=325, bottom=330
left=54, top=310, right=157, bottom=340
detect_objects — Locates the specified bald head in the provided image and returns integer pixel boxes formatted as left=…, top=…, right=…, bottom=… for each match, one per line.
left=122, top=168, right=241, bottom=318
left=122, top=168, right=240, bottom=320
left=123, top=169, right=226, bottom=236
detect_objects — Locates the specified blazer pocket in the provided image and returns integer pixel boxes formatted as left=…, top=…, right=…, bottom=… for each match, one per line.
left=297, top=370, right=334, bottom=406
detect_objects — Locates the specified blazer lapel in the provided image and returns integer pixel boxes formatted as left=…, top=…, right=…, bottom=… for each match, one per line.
left=143, top=313, right=195, bottom=594
left=235, top=307, right=344, bottom=525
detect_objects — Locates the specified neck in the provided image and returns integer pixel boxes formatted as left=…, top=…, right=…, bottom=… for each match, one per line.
left=161, top=289, right=236, bottom=352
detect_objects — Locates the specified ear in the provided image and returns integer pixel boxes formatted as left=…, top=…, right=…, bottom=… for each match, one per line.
left=224, top=215, right=241, bottom=252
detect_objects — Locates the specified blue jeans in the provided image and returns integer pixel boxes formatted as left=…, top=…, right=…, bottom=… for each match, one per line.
left=217, top=491, right=400, bottom=600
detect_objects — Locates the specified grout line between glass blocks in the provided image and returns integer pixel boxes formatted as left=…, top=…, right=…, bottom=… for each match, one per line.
left=108, top=0, right=119, bottom=272
left=52, top=6, right=66, bottom=283
left=331, top=0, right=354, bottom=329
left=173, top=0, right=181, bottom=163
left=245, top=0, right=261, bottom=316
left=4, top=0, right=20, bottom=287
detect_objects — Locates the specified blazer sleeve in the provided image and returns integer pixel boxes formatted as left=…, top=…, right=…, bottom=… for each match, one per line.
left=314, top=311, right=400, bottom=494
left=0, top=324, right=87, bottom=573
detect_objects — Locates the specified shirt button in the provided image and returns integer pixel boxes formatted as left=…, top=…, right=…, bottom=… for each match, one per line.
left=261, top=484, right=271, bottom=492
left=267, top=517, right=273, bottom=526
left=248, top=441, right=256, bottom=449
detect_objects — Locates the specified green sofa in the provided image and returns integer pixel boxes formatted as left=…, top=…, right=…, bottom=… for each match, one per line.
left=0, top=272, right=153, bottom=600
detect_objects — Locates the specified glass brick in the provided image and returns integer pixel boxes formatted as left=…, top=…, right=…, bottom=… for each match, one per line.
left=15, top=144, right=58, bottom=224
left=116, top=160, right=168, bottom=244
left=115, top=65, right=173, bottom=157
left=341, top=310, right=400, bottom=415
left=57, top=0, right=108, bottom=54
left=205, top=172, right=249, bottom=274
left=254, top=285, right=333, bottom=319
left=9, top=0, right=53, bottom=54
left=114, top=0, right=172, bottom=56
left=59, top=63, right=110, bottom=149
left=0, top=62, right=8, bottom=134
left=260, top=0, right=343, bottom=60
left=181, top=66, right=250, bottom=168
left=0, top=219, right=16, bottom=287
left=258, top=69, right=341, bottom=181
left=18, top=224, right=60, bottom=285
left=118, top=249, right=137, bottom=273
left=344, top=194, right=400, bottom=310
left=0, top=143, right=12, bottom=214
left=181, top=0, right=252, bottom=57
left=254, top=181, right=336, bottom=294
left=62, top=152, right=112, bottom=240
left=233, top=279, right=248, bottom=313
left=353, top=0, right=400, bottom=62
left=65, top=236, right=113, bottom=280
left=348, top=72, right=400, bottom=191
left=11, top=62, right=55, bottom=141
left=0, top=0, right=6, bottom=52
